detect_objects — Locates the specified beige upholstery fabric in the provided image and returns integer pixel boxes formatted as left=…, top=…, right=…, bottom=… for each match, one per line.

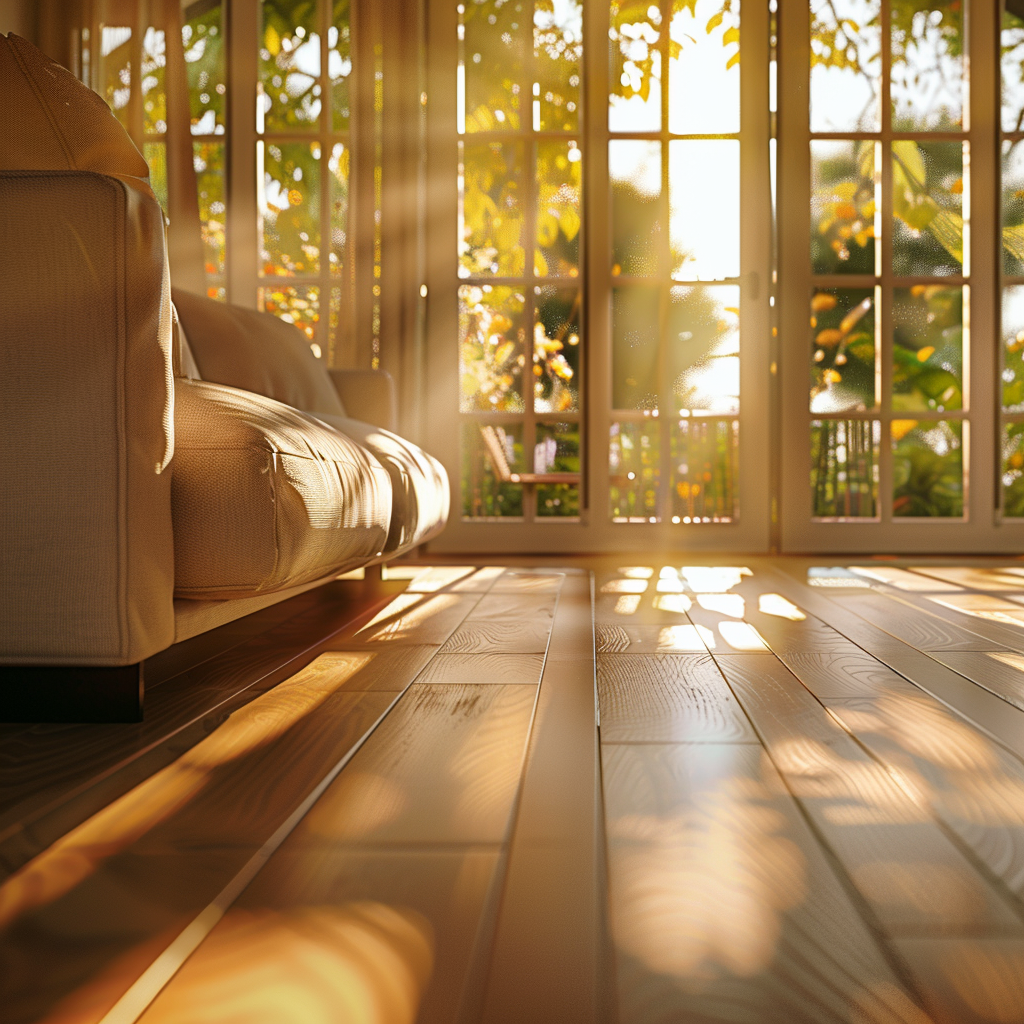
left=172, top=289, right=346, bottom=417
left=171, top=301, right=201, bottom=379
left=327, top=369, right=398, bottom=432
left=173, top=577, right=336, bottom=643
left=313, top=412, right=450, bottom=555
left=0, top=33, right=154, bottom=198
left=0, top=172, right=176, bottom=664
left=173, top=381, right=391, bottom=599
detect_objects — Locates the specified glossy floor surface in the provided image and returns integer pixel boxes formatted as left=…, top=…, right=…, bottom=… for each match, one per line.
left=6, top=560, right=1024, bottom=1022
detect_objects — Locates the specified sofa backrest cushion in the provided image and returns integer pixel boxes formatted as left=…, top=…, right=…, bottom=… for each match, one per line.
left=0, top=33, right=153, bottom=199
left=171, top=288, right=346, bottom=417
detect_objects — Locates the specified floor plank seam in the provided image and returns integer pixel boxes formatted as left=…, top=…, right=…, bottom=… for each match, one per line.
left=706, top=647, right=937, bottom=1015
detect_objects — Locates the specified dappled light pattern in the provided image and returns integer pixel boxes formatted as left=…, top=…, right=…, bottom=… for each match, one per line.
left=0, top=653, right=373, bottom=929
left=695, top=594, right=744, bottom=617
left=353, top=594, right=464, bottom=645
left=830, top=692, right=1024, bottom=893
left=607, top=747, right=807, bottom=981
left=137, top=904, right=433, bottom=1024
left=758, top=594, right=806, bottom=621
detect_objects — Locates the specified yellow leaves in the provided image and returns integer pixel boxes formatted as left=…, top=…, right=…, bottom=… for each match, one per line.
left=815, top=329, right=844, bottom=348
left=917, top=346, right=935, bottom=362
left=835, top=202, right=857, bottom=221
left=264, top=24, right=280, bottom=57
left=706, top=11, right=724, bottom=33
left=811, top=293, right=838, bottom=313
left=722, top=26, right=739, bottom=47
left=536, top=211, right=560, bottom=249
left=839, top=297, right=872, bottom=334
left=949, top=177, right=963, bottom=195
left=288, top=188, right=303, bottom=206
left=726, top=52, right=740, bottom=70
left=494, top=341, right=515, bottom=367
left=559, top=205, right=581, bottom=241
left=891, top=419, right=917, bottom=443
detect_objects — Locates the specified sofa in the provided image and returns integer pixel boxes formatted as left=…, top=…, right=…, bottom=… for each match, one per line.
left=0, top=33, right=449, bottom=720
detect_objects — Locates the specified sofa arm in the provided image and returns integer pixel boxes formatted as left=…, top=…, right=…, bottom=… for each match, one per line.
left=328, top=368, right=398, bottom=432
left=0, top=172, right=176, bottom=666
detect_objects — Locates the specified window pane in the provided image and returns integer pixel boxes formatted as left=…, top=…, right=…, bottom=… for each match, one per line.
left=459, top=285, right=527, bottom=413
left=1003, top=141, right=1024, bottom=276
left=536, top=423, right=580, bottom=518
left=610, top=140, right=661, bottom=277
left=460, top=141, right=525, bottom=278
left=810, top=0, right=881, bottom=132
left=1004, top=286, right=1024, bottom=412
left=811, top=419, right=880, bottom=519
left=258, top=284, right=320, bottom=342
left=892, top=419, right=964, bottom=518
left=613, top=286, right=660, bottom=410
left=892, top=286, right=964, bottom=413
left=534, top=0, right=582, bottom=131
left=329, top=142, right=350, bottom=277
left=1003, top=7, right=1024, bottom=133
left=260, top=0, right=322, bottom=130
left=1002, top=423, right=1024, bottom=517
left=670, top=140, right=739, bottom=282
left=609, top=0, right=661, bottom=132
left=195, top=141, right=226, bottom=287
left=536, top=140, right=581, bottom=278
left=668, top=0, right=740, bottom=135
left=810, top=288, right=877, bottom=414
left=891, top=0, right=963, bottom=131
left=184, top=4, right=226, bottom=134
left=143, top=141, right=167, bottom=211
left=260, top=141, right=321, bottom=276
left=811, top=140, right=879, bottom=276
left=461, top=0, right=525, bottom=132
left=534, top=287, right=580, bottom=413
left=610, top=421, right=660, bottom=521
left=142, top=27, right=167, bottom=135
left=102, top=26, right=133, bottom=128
left=463, top=422, right=524, bottom=518
left=892, top=141, right=964, bottom=278
left=671, top=419, right=738, bottom=523
left=330, top=0, right=352, bottom=130
left=670, top=285, right=739, bottom=416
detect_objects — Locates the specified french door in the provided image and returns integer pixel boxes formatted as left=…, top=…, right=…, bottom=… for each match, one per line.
left=778, top=0, right=1024, bottom=552
left=425, top=0, right=772, bottom=553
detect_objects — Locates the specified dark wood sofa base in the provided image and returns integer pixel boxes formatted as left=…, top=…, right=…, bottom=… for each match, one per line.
left=1, top=663, right=144, bottom=722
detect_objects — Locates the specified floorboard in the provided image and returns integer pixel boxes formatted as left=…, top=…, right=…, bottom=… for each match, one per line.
left=10, top=558, right=1024, bottom=1023
left=603, top=742, right=927, bottom=1024
left=413, top=652, right=547, bottom=686
left=286, top=683, right=539, bottom=847
left=715, top=656, right=1022, bottom=937
left=598, top=654, right=757, bottom=743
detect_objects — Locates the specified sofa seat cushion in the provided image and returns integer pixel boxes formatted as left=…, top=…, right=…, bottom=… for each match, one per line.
left=172, top=381, right=391, bottom=599
left=314, top=412, right=450, bottom=556
left=172, top=288, right=346, bottom=417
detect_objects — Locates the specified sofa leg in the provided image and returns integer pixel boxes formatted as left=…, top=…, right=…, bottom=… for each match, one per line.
left=1, top=663, right=144, bottom=723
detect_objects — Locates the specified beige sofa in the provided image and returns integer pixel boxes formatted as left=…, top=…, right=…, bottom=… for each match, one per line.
left=0, top=33, right=448, bottom=720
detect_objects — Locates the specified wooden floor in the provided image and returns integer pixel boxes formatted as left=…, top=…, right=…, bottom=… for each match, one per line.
left=6, top=559, right=1024, bottom=1022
